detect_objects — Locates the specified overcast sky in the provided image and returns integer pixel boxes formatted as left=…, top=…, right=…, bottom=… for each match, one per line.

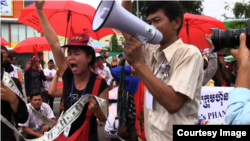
left=74, top=0, right=249, bottom=21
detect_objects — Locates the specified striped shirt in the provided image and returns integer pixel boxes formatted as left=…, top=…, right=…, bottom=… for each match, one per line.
left=142, top=39, right=204, bottom=141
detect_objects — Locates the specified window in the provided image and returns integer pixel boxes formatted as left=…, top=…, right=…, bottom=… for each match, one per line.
left=27, top=25, right=41, bottom=37
left=11, top=24, right=19, bottom=42
left=1, top=24, right=9, bottom=42
left=19, top=24, right=26, bottom=41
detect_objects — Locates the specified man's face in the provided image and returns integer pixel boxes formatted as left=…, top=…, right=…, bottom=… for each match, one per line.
left=97, top=58, right=103, bottom=66
left=103, top=57, right=107, bottom=62
left=48, top=62, right=54, bottom=69
left=147, top=9, right=181, bottom=45
left=7, top=57, right=12, bottom=64
left=12, top=57, right=17, bottom=65
left=119, top=56, right=124, bottom=61
left=30, top=95, right=43, bottom=110
left=1, top=49, right=8, bottom=60
left=105, top=52, right=109, bottom=58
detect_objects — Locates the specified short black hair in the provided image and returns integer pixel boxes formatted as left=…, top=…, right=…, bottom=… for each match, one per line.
left=48, top=59, right=54, bottom=64
left=146, top=1, right=184, bottom=35
left=30, top=91, right=43, bottom=100
left=96, top=56, right=103, bottom=60
left=118, top=54, right=123, bottom=58
left=104, top=51, right=108, bottom=55
left=1, top=46, right=8, bottom=52
left=12, top=56, right=17, bottom=60
left=7, top=55, right=13, bottom=61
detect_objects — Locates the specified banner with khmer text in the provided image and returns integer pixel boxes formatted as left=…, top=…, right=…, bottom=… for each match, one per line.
left=198, top=87, right=234, bottom=124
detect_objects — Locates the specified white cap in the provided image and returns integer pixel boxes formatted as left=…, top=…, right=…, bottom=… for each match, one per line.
left=96, top=53, right=100, bottom=57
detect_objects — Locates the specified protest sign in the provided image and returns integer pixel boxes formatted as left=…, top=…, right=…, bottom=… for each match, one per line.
left=198, top=87, right=234, bottom=124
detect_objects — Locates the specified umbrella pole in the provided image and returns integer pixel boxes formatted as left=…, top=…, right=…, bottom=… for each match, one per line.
left=186, top=19, right=190, bottom=44
left=63, top=10, right=71, bottom=55
left=34, top=45, right=38, bottom=58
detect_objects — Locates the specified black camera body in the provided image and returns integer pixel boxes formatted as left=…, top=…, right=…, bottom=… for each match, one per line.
left=211, top=19, right=250, bottom=52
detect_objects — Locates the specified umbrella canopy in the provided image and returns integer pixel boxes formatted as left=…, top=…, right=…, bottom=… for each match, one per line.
left=12, top=37, right=51, bottom=57
left=17, top=1, right=115, bottom=41
left=179, top=13, right=227, bottom=50
left=223, top=19, right=248, bottom=29
left=1, top=37, right=10, bottom=46
left=224, top=55, right=236, bottom=62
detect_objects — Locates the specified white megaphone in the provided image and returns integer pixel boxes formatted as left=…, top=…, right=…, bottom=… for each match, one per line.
left=92, top=0, right=163, bottom=59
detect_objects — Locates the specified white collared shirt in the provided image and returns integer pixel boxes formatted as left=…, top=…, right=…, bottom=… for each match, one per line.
left=19, top=103, right=55, bottom=133
left=9, top=64, right=18, bottom=79
left=142, top=39, right=204, bottom=141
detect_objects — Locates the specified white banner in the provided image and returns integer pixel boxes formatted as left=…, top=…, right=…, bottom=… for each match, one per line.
left=198, top=86, right=234, bottom=124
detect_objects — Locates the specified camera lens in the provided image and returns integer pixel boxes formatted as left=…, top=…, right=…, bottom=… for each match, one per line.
left=211, top=28, right=246, bottom=52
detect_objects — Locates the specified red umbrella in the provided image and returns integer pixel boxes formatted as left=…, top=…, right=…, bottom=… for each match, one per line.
left=17, top=1, right=115, bottom=43
left=12, top=37, right=51, bottom=57
left=178, top=13, right=227, bottom=50
left=1, top=37, right=10, bottom=46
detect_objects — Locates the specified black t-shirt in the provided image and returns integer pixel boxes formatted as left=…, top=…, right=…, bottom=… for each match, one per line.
left=62, top=68, right=108, bottom=137
left=31, top=68, right=43, bottom=92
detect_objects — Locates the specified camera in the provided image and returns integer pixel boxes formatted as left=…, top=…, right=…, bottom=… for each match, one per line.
left=211, top=19, right=250, bottom=52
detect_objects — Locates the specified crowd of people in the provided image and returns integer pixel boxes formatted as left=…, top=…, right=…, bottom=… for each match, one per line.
left=1, top=0, right=249, bottom=141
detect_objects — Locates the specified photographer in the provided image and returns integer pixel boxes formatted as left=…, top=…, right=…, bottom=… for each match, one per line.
left=225, top=33, right=250, bottom=125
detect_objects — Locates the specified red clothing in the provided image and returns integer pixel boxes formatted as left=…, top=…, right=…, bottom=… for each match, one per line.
left=134, top=81, right=146, bottom=140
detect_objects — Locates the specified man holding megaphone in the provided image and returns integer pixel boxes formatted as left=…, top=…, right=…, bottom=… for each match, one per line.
left=120, top=1, right=204, bottom=141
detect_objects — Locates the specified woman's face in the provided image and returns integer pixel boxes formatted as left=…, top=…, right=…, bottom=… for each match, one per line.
left=112, top=56, right=117, bottom=61
left=218, top=55, right=226, bottom=66
left=67, top=46, right=92, bottom=75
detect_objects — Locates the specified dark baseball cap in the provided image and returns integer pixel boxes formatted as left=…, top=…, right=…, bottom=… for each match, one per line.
left=62, top=33, right=95, bottom=49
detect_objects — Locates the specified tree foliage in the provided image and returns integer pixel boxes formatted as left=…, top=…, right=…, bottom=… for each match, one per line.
left=132, top=1, right=204, bottom=22
left=233, top=2, right=250, bottom=19
left=105, top=34, right=123, bottom=52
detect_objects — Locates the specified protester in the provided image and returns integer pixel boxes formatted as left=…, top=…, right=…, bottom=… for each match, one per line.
left=103, top=51, right=111, bottom=70
left=95, top=56, right=112, bottom=88
left=13, top=56, right=24, bottom=85
left=1, top=52, right=29, bottom=141
left=212, top=52, right=236, bottom=86
left=48, top=69, right=64, bottom=115
left=225, top=33, right=250, bottom=124
left=231, top=61, right=238, bottom=76
left=118, top=54, right=124, bottom=66
left=1, top=46, right=18, bottom=79
left=202, top=34, right=218, bottom=86
left=122, top=1, right=203, bottom=140
left=111, top=55, right=119, bottom=69
left=35, top=1, right=109, bottom=140
left=25, top=56, right=47, bottom=102
left=43, top=59, right=56, bottom=109
left=112, top=65, right=146, bottom=141
left=19, top=91, right=56, bottom=139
